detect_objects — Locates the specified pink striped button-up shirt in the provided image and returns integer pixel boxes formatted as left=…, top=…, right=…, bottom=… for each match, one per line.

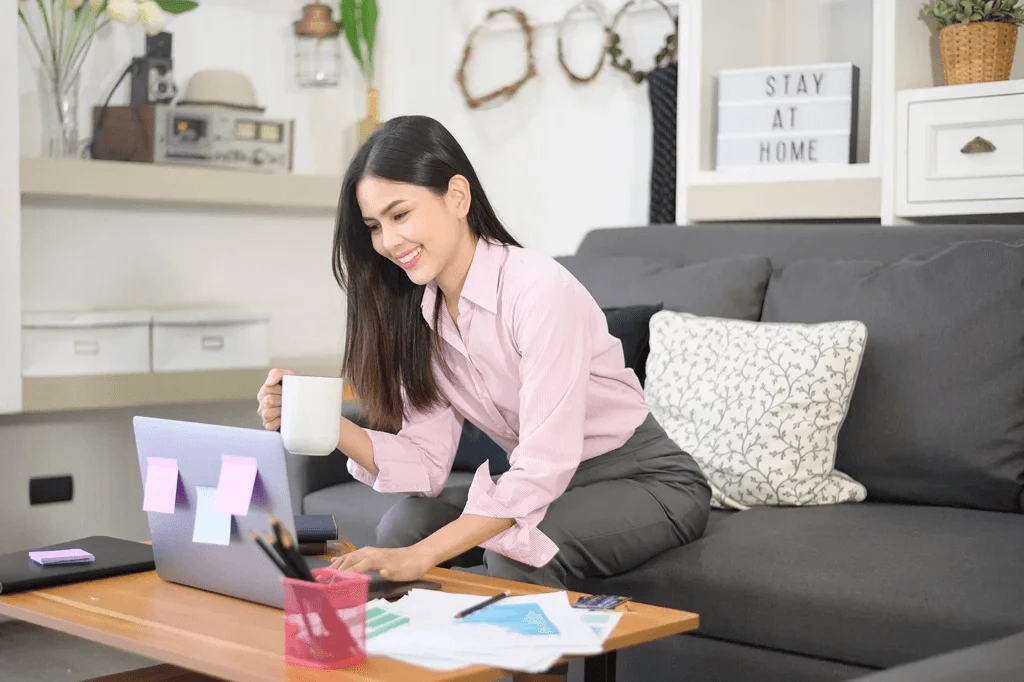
left=347, top=237, right=651, bottom=567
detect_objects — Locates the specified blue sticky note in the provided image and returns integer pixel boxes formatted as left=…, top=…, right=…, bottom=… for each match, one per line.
left=460, top=603, right=560, bottom=636
left=192, top=486, right=231, bottom=546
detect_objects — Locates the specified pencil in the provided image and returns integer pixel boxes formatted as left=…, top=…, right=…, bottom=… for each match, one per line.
left=267, top=515, right=312, bottom=581
left=281, top=530, right=317, bottom=582
left=454, top=590, right=511, bottom=619
left=251, top=531, right=298, bottom=580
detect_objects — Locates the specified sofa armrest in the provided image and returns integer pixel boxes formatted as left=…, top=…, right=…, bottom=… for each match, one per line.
left=285, top=399, right=371, bottom=514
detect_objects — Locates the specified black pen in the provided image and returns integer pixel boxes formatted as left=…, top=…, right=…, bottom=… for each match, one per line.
left=251, top=531, right=299, bottom=580
left=454, top=590, right=511, bottom=619
left=268, top=515, right=314, bottom=581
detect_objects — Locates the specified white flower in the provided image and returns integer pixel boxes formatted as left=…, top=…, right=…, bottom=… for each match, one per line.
left=106, top=0, right=140, bottom=25
left=89, top=0, right=105, bottom=9
left=66, top=0, right=85, bottom=9
left=138, top=1, right=166, bottom=35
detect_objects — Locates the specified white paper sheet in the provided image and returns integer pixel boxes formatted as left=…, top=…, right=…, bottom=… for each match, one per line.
left=357, top=590, right=613, bottom=673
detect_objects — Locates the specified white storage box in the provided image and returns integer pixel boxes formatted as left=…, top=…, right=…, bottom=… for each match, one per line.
left=22, top=310, right=153, bottom=377
left=151, top=308, right=270, bottom=373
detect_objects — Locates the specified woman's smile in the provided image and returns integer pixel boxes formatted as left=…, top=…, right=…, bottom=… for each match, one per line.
left=397, top=246, right=423, bottom=269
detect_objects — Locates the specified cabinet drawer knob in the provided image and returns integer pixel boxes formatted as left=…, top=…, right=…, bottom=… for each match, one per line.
left=201, top=335, right=225, bottom=351
left=961, top=136, right=996, bottom=154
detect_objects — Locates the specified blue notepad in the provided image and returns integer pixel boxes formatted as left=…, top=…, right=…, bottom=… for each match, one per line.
left=459, top=602, right=560, bottom=636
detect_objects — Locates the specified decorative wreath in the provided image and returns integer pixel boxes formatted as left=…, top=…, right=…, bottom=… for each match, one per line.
left=557, top=0, right=612, bottom=84
left=606, top=0, right=678, bottom=84
left=457, top=7, right=538, bottom=110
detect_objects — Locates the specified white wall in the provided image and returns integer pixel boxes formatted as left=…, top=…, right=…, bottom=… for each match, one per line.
left=383, top=0, right=671, bottom=256
left=2, top=0, right=22, bottom=415
left=5, top=0, right=665, bottom=552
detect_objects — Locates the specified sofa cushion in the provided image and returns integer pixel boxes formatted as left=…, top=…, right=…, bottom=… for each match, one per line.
left=575, top=503, right=1024, bottom=670
left=761, top=239, right=1024, bottom=512
left=604, top=303, right=663, bottom=386
left=302, top=472, right=477, bottom=548
left=556, top=254, right=772, bottom=321
left=645, top=311, right=868, bottom=509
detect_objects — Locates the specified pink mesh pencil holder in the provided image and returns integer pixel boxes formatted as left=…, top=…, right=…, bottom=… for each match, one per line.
left=282, top=568, right=370, bottom=670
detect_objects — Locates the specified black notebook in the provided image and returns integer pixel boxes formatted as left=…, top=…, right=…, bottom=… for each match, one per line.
left=0, top=536, right=155, bottom=595
left=295, top=514, right=339, bottom=543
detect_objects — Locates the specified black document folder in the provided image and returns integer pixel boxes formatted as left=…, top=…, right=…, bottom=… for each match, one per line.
left=0, top=536, right=154, bottom=595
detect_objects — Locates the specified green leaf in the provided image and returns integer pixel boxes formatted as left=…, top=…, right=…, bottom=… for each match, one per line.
left=154, top=0, right=198, bottom=15
left=922, top=0, right=1024, bottom=24
left=361, top=0, right=377, bottom=78
left=340, top=0, right=365, bottom=76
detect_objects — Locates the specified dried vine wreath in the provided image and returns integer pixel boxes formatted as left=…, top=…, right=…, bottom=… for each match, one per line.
left=557, top=0, right=612, bottom=84
left=457, top=7, right=538, bottom=110
left=606, top=0, right=678, bottom=84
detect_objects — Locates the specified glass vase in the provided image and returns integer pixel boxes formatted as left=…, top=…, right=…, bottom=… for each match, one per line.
left=40, top=67, right=82, bottom=158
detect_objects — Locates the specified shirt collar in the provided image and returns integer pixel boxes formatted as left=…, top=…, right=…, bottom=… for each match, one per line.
left=421, top=237, right=504, bottom=326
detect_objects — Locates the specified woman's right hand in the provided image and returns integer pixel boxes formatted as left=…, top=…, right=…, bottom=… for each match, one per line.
left=257, top=368, right=294, bottom=431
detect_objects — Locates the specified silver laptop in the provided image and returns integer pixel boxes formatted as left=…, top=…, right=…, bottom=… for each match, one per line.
left=132, top=416, right=328, bottom=609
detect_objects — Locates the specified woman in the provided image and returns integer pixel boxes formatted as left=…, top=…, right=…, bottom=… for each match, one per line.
left=257, top=114, right=710, bottom=596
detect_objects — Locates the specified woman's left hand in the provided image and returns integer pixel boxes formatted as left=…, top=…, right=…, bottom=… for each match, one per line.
left=329, top=546, right=434, bottom=582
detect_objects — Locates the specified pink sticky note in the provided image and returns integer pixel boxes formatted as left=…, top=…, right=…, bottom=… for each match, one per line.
left=142, top=457, right=178, bottom=514
left=213, top=455, right=258, bottom=516
left=29, top=549, right=95, bottom=565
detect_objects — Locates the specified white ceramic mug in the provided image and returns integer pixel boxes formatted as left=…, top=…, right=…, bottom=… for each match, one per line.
left=280, top=375, right=343, bottom=456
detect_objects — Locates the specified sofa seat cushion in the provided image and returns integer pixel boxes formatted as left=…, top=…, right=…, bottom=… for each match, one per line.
left=302, top=472, right=476, bottom=549
left=851, top=630, right=1024, bottom=682
left=575, top=503, right=1024, bottom=670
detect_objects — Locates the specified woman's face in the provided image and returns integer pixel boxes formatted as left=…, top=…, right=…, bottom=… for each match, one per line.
left=357, top=175, right=471, bottom=287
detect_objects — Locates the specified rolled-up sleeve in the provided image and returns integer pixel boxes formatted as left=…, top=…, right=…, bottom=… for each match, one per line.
left=347, top=393, right=463, bottom=498
left=461, top=271, right=593, bottom=567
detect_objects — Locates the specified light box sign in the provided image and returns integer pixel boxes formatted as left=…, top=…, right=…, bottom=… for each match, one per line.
left=715, top=62, right=860, bottom=169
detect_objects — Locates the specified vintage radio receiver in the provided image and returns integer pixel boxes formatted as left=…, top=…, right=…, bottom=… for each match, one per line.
left=91, top=104, right=294, bottom=173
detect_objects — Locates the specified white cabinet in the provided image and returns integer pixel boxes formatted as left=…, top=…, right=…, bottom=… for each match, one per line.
left=897, top=80, right=1024, bottom=218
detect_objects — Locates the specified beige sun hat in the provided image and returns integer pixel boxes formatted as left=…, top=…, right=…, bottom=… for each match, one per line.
left=177, top=69, right=265, bottom=112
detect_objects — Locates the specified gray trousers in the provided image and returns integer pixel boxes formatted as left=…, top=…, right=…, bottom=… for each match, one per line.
left=377, top=413, right=712, bottom=590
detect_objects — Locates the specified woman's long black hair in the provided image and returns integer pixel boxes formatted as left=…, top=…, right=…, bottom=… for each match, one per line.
left=333, top=115, right=521, bottom=431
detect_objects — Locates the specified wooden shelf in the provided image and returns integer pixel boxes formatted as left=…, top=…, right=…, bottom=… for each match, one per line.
left=20, top=356, right=344, bottom=413
left=687, top=176, right=882, bottom=221
left=19, top=158, right=341, bottom=212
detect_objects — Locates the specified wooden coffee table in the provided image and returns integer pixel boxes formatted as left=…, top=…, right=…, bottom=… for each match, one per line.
left=0, top=565, right=698, bottom=682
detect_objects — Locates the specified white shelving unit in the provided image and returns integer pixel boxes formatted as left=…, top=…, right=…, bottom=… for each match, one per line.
left=4, top=157, right=348, bottom=416
left=674, top=0, right=942, bottom=224
left=20, top=158, right=342, bottom=212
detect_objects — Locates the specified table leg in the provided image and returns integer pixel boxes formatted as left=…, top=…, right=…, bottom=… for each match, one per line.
left=584, top=651, right=617, bottom=682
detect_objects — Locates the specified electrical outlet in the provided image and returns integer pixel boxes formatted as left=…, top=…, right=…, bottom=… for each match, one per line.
left=29, top=475, right=74, bottom=505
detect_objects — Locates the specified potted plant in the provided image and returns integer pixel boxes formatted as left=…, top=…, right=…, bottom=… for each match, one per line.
left=922, top=0, right=1024, bottom=85
left=339, top=0, right=379, bottom=143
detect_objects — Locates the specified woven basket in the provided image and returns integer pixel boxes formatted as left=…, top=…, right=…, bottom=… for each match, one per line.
left=938, top=21, right=1019, bottom=85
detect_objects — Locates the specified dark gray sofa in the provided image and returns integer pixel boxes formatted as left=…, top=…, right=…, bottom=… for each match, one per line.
left=287, top=223, right=1024, bottom=681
